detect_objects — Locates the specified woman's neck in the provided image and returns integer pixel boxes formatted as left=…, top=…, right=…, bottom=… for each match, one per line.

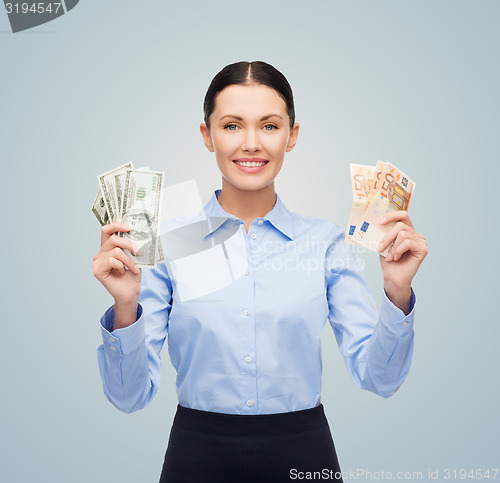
left=217, top=179, right=277, bottom=233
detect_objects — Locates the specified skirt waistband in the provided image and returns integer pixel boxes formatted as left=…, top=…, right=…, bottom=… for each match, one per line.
left=172, top=403, right=329, bottom=437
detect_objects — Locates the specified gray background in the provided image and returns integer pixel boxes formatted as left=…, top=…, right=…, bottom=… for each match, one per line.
left=1, top=1, right=498, bottom=481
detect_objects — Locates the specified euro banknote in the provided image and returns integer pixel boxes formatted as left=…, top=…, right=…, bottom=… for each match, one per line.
left=345, top=164, right=375, bottom=243
left=347, top=161, right=415, bottom=257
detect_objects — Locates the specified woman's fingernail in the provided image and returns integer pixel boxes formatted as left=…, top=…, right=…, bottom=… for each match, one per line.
left=378, top=243, right=384, bottom=251
left=380, top=216, right=387, bottom=224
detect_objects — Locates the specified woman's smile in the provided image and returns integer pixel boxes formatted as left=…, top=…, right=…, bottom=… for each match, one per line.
left=233, top=157, right=269, bottom=173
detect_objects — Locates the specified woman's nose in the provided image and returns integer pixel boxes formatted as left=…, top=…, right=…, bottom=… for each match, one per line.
left=241, top=130, right=262, bottom=152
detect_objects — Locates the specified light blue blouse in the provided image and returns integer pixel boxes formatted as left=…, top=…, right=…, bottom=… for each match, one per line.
left=98, top=190, right=416, bottom=415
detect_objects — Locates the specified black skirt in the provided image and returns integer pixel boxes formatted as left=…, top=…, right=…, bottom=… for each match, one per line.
left=159, top=404, right=343, bottom=483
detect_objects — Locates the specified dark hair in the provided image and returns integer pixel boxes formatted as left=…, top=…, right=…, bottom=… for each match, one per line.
left=203, top=61, right=295, bottom=130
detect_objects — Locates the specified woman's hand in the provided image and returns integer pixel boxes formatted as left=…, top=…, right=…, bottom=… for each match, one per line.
left=92, top=223, right=141, bottom=329
left=377, top=211, right=428, bottom=314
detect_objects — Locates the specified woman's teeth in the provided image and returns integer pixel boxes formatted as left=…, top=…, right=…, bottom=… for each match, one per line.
left=234, top=161, right=267, bottom=167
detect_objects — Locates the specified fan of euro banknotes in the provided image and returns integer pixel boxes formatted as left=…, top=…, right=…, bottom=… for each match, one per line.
left=345, top=161, right=415, bottom=257
left=92, top=162, right=165, bottom=268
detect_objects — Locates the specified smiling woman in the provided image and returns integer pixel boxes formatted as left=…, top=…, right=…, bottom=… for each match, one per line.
left=92, top=60, right=427, bottom=483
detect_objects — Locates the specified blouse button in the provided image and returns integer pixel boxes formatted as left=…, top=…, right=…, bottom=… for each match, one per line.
left=251, top=233, right=257, bottom=239
left=245, top=356, right=252, bottom=363
left=246, top=400, right=253, bottom=406
left=402, top=321, right=408, bottom=327
left=244, top=270, right=249, bottom=276
left=244, top=309, right=250, bottom=316
left=258, top=220, right=263, bottom=225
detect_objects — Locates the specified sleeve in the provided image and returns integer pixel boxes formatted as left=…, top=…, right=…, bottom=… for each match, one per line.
left=325, top=233, right=416, bottom=398
left=97, top=262, right=173, bottom=413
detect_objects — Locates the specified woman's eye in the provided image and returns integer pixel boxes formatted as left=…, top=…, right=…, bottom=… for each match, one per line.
left=223, top=124, right=277, bottom=131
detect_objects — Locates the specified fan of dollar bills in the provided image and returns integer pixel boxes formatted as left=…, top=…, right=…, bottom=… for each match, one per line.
left=92, top=162, right=165, bottom=268
left=345, top=161, right=415, bottom=256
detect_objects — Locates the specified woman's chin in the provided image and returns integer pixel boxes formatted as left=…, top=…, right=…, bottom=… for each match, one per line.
left=224, top=177, right=275, bottom=193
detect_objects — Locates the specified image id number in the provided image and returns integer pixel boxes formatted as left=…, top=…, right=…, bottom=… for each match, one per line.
left=5, top=3, right=63, bottom=14
left=443, top=468, right=500, bottom=480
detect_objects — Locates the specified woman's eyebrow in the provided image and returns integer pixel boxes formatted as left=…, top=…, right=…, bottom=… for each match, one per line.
left=219, top=114, right=283, bottom=122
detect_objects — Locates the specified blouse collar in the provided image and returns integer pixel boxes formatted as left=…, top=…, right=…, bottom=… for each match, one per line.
left=202, top=189, right=295, bottom=241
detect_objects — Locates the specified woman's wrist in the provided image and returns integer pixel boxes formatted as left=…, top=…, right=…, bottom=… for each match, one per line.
left=112, top=295, right=139, bottom=330
left=383, top=279, right=412, bottom=316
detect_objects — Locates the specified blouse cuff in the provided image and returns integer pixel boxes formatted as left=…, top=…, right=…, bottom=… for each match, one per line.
left=379, top=288, right=416, bottom=334
left=99, top=304, right=145, bottom=355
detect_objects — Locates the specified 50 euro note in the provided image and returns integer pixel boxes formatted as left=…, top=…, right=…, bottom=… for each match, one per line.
left=120, top=168, right=165, bottom=267
left=351, top=160, right=387, bottom=242
left=350, top=161, right=415, bottom=256
left=345, top=163, right=375, bottom=243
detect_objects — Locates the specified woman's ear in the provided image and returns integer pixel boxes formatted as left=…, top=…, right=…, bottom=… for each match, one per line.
left=200, top=123, right=214, bottom=152
left=286, top=122, right=300, bottom=152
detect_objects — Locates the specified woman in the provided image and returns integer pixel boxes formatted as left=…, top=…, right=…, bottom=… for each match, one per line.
left=93, top=61, right=427, bottom=482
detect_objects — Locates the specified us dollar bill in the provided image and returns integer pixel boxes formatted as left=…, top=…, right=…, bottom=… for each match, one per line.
left=350, top=161, right=415, bottom=256
left=121, top=169, right=165, bottom=267
left=97, top=162, right=133, bottom=223
left=115, top=166, right=149, bottom=221
left=92, top=163, right=165, bottom=267
left=91, top=189, right=110, bottom=226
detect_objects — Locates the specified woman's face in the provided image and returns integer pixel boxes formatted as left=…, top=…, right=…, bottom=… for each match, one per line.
left=200, top=84, right=299, bottom=193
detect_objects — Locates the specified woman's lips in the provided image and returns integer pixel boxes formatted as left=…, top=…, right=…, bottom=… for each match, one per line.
left=233, top=158, right=269, bottom=173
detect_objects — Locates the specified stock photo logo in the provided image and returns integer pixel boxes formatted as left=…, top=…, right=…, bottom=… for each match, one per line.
left=3, top=0, right=79, bottom=33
